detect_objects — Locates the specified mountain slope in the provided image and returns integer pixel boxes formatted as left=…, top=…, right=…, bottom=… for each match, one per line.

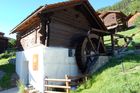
left=71, top=54, right=140, bottom=93
left=98, top=0, right=140, bottom=15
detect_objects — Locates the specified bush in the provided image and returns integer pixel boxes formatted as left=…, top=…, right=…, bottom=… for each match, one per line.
left=0, top=50, right=15, bottom=59
left=8, top=39, right=16, bottom=49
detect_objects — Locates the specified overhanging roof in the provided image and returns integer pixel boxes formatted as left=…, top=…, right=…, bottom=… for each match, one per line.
left=10, top=0, right=107, bottom=34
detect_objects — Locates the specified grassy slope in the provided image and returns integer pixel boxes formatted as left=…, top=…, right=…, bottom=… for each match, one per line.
left=71, top=54, right=140, bottom=93
left=104, top=27, right=140, bottom=49
left=71, top=24, right=140, bottom=93
left=119, top=27, right=140, bottom=44
left=0, top=51, right=16, bottom=88
left=98, top=0, right=140, bottom=15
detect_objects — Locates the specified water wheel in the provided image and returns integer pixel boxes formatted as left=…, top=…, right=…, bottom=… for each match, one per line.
left=76, top=34, right=106, bottom=74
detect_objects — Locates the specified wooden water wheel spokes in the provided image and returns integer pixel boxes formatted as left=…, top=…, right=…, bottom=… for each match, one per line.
left=84, top=35, right=102, bottom=57
left=76, top=34, right=105, bottom=74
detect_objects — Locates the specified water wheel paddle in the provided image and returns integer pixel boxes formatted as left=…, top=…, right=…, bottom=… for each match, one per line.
left=76, top=34, right=105, bottom=74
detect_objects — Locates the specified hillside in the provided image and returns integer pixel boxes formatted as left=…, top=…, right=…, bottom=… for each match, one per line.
left=71, top=4, right=140, bottom=92
left=0, top=39, right=16, bottom=89
left=0, top=50, right=16, bottom=89
left=98, top=0, right=140, bottom=15
left=71, top=54, right=140, bottom=93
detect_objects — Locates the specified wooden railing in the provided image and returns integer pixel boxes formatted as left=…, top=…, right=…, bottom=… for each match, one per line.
left=44, top=75, right=71, bottom=93
left=44, top=75, right=89, bottom=93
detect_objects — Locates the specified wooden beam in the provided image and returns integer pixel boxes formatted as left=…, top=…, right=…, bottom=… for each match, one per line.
left=45, top=78, right=71, bottom=82
left=111, top=34, right=115, bottom=55
left=65, top=75, right=70, bottom=93
left=91, top=28, right=110, bottom=34
left=44, top=91, right=66, bottom=93
left=44, top=85, right=70, bottom=89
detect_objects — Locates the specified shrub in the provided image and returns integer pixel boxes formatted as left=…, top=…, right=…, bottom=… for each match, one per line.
left=0, top=50, right=15, bottom=59
left=8, top=39, right=16, bottom=49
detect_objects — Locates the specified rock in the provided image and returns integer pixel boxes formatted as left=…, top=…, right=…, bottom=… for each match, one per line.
left=0, top=71, right=5, bottom=80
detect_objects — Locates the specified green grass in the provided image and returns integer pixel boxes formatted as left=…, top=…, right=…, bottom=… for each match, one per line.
left=0, top=50, right=15, bottom=65
left=104, top=27, right=140, bottom=50
left=118, top=27, right=140, bottom=43
left=71, top=54, right=140, bottom=93
left=0, top=50, right=16, bottom=89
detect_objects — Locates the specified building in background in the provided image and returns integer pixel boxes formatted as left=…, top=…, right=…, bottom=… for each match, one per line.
left=99, top=11, right=127, bottom=32
left=0, top=32, right=8, bottom=53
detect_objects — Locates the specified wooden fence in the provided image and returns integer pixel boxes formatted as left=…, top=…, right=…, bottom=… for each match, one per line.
left=44, top=75, right=71, bottom=93
left=44, top=75, right=89, bottom=93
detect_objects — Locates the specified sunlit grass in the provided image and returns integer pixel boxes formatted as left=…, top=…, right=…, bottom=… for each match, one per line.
left=0, top=50, right=16, bottom=88
left=71, top=54, right=140, bottom=93
left=104, top=27, right=140, bottom=49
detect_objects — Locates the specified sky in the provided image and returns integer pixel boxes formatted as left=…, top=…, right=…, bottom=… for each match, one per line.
left=0, top=0, right=121, bottom=39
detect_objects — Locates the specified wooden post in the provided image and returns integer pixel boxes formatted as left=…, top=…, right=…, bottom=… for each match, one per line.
left=45, top=76, right=48, bottom=92
left=65, top=75, right=70, bottom=93
left=85, top=76, right=88, bottom=82
left=111, top=33, right=115, bottom=55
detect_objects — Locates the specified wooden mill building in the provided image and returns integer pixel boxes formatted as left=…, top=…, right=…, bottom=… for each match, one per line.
left=0, top=32, right=8, bottom=53
left=11, top=0, right=108, bottom=92
left=99, top=11, right=127, bottom=31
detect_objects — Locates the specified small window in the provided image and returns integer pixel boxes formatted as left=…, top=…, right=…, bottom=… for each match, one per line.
left=68, top=49, right=74, bottom=57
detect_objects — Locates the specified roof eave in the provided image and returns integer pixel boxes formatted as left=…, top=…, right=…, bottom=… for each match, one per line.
left=10, top=6, right=44, bottom=34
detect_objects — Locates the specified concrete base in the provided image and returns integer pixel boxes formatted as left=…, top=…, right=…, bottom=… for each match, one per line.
left=16, top=45, right=81, bottom=92
left=16, top=45, right=109, bottom=92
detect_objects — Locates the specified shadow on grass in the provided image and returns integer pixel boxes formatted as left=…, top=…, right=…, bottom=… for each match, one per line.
left=74, top=54, right=140, bottom=92
left=127, top=25, right=136, bottom=30
left=95, top=54, right=140, bottom=76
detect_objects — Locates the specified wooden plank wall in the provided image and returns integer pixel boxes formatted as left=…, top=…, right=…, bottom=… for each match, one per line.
left=116, top=13, right=127, bottom=26
left=17, top=22, right=42, bottom=50
left=103, top=13, right=117, bottom=27
left=49, top=8, right=91, bottom=48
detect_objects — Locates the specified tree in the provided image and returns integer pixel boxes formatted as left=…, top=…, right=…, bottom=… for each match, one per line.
left=8, top=38, right=16, bottom=49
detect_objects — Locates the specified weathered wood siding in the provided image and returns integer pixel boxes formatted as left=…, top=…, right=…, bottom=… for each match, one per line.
left=49, top=8, right=90, bottom=48
left=17, top=22, right=43, bottom=50
left=116, top=13, right=126, bottom=24
left=103, top=13, right=117, bottom=27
